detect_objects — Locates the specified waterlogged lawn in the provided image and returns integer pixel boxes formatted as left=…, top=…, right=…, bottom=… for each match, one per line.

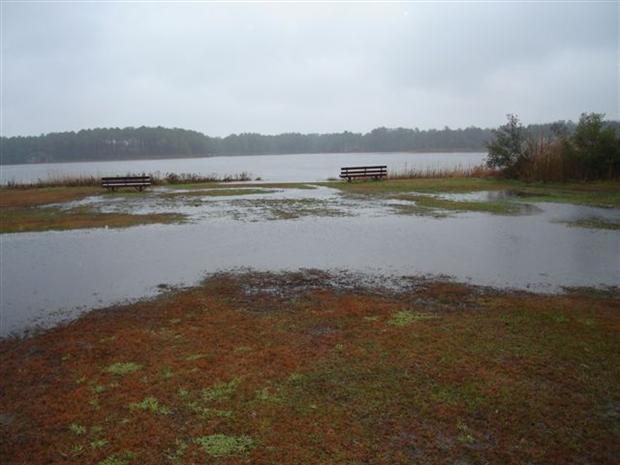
left=392, top=194, right=528, bottom=216
left=2, top=178, right=619, bottom=232
left=326, top=178, right=620, bottom=208
left=1, top=206, right=186, bottom=233
left=161, top=188, right=277, bottom=198
left=1, top=272, right=618, bottom=465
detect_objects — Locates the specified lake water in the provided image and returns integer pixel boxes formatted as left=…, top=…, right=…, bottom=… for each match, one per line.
left=1, top=184, right=619, bottom=337
left=0, top=152, right=486, bottom=184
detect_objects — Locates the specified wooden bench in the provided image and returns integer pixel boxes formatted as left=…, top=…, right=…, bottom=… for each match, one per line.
left=101, top=175, right=152, bottom=191
left=339, top=165, right=387, bottom=182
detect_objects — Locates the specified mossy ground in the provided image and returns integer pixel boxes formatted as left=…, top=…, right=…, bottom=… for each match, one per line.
left=1, top=272, right=618, bottom=465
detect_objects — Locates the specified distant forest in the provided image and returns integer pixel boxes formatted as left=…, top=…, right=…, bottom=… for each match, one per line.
left=0, top=121, right=610, bottom=165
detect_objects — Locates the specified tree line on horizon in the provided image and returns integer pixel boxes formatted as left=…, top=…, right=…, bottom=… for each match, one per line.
left=1, top=121, right=617, bottom=165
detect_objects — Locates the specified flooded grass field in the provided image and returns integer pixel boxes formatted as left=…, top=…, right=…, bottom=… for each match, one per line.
left=1, top=175, right=619, bottom=464
left=1, top=178, right=619, bottom=337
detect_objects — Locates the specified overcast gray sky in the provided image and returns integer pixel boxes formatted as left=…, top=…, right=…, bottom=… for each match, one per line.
left=1, top=1, right=618, bottom=137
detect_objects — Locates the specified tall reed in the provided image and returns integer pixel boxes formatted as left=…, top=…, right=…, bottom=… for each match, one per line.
left=388, top=164, right=496, bottom=179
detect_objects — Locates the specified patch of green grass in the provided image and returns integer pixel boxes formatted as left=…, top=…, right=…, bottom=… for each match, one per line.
left=388, top=310, right=438, bottom=327
left=431, top=384, right=486, bottom=411
left=323, top=177, right=508, bottom=195
left=92, top=384, right=106, bottom=394
left=194, top=434, right=254, bottom=457
left=456, top=420, right=477, bottom=445
left=69, top=444, right=85, bottom=456
left=165, top=440, right=187, bottom=464
left=1, top=206, right=186, bottom=234
left=558, top=217, right=620, bottom=230
left=104, top=362, right=142, bottom=375
left=256, top=387, right=281, bottom=403
left=512, top=183, right=620, bottom=208
left=129, top=396, right=171, bottom=415
left=185, top=353, right=210, bottom=361
left=187, top=402, right=233, bottom=419
left=91, top=439, right=109, bottom=449
left=287, top=373, right=305, bottom=384
left=98, top=451, right=134, bottom=465
left=201, top=378, right=240, bottom=401
left=160, top=366, right=174, bottom=379
left=234, top=345, right=253, bottom=353
left=69, top=423, right=86, bottom=435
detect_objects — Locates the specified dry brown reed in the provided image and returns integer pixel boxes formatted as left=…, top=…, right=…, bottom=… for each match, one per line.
left=388, top=164, right=496, bottom=179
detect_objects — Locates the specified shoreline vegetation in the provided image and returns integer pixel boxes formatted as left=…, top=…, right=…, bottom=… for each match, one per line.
left=1, top=271, right=618, bottom=464
left=3, top=171, right=253, bottom=189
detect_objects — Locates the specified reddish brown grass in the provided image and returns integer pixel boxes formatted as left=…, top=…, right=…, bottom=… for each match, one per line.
left=1, top=273, right=618, bottom=465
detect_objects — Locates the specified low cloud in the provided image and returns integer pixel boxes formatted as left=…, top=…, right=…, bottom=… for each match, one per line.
left=2, top=2, right=617, bottom=136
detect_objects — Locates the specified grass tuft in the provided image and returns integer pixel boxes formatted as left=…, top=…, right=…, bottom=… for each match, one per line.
left=201, top=378, right=240, bottom=401
left=68, top=423, right=86, bottom=435
left=98, top=451, right=134, bottom=465
left=104, top=362, right=142, bottom=375
left=388, top=310, right=438, bottom=327
left=129, top=396, right=171, bottom=415
left=194, top=434, right=254, bottom=456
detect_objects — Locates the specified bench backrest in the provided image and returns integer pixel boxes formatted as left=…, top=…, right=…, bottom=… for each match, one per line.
left=340, top=165, right=387, bottom=176
left=101, top=176, right=152, bottom=187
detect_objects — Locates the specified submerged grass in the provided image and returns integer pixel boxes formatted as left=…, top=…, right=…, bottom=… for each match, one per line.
left=395, top=194, right=526, bottom=215
left=558, top=217, right=620, bottom=231
left=161, top=188, right=276, bottom=198
left=1, top=271, right=619, bottom=465
left=174, top=182, right=317, bottom=191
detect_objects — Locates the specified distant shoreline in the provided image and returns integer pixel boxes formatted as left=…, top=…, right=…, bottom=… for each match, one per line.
left=0, top=149, right=486, bottom=167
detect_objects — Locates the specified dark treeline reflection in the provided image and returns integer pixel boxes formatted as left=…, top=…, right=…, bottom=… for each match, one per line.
left=0, top=122, right=606, bottom=164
